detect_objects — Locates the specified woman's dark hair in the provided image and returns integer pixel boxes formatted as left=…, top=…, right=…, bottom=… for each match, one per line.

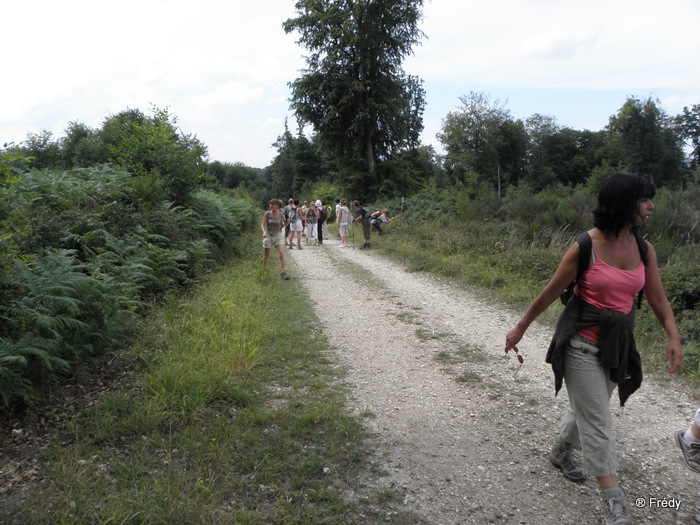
left=270, top=198, right=283, bottom=207
left=592, top=173, right=656, bottom=235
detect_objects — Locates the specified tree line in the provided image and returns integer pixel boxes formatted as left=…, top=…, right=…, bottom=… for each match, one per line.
left=8, top=94, right=699, bottom=209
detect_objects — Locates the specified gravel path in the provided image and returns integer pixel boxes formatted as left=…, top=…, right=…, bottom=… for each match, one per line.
left=286, top=235, right=699, bottom=525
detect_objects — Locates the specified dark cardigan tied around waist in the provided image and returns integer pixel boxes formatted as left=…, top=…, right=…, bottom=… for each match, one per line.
left=546, top=294, right=643, bottom=407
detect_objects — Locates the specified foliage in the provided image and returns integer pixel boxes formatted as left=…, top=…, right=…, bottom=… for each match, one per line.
left=502, top=183, right=596, bottom=239
left=433, top=94, right=696, bottom=196
left=284, top=0, right=426, bottom=183
left=525, top=115, right=605, bottom=190
left=266, top=120, right=330, bottom=200
left=0, top=164, right=257, bottom=407
left=438, top=92, right=528, bottom=194
left=676, top=103, right=700, bottom=170
left=606, top=96, right=688, bottom=188
left=14, top=107, right=209, bottom=206
left=1, top=250, right=136, bottom=405
left=21, top=237, right=412, bottom=524
left=106, top=106, right=208, bottom=205
left=206, top=160, right=270, bottom=207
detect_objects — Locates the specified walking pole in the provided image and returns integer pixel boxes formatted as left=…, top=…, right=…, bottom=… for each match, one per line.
left=352, top=220, right=355, bottom=250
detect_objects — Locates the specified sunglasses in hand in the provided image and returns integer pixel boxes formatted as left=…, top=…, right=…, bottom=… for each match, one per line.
left=507, top=345, right=524, bottom=377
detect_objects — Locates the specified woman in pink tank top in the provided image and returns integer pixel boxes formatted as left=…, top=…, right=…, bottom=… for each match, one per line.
left=505, top=173, right=682, bottom=525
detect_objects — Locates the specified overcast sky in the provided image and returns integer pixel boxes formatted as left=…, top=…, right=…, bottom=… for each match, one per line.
left=2, top=0, right=699, bottom=169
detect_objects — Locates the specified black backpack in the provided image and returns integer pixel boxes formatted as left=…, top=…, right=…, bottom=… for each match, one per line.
left=318, top=207, right=327, bottom=222
left=560, top=232, right=648, bottom=309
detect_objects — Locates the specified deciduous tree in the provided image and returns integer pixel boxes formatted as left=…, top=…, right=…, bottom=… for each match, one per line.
left=676, top=104, right=700, bottom=171
left=284, top=0, right=426, bottom=195
left=438, top=92, right=526, bottom=196
left=606, top=97, right=687, bottom=187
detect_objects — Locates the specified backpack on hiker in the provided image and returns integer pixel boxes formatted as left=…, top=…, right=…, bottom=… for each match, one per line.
left=560, top=231, right=648, bottom=309
left=289, top=206, right=298, bottom=223
left=318, top=206, right=327, bottom=222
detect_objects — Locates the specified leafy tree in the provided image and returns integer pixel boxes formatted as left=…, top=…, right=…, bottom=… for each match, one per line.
left=106, top=107, right=208, bottom=204
left=283, top=0, right=426, bottom=191
left=61, top=121, right=108, bottom=167
left=268, top=121, right=297, bottom=199
left=22, top=130, right=62, bottom=169
left=267, top=120, right=329, bottom=200
left=606, top=97, right=687, bottom=187
left=438, top=92, right=527, bottom=195
left=676, top=104, right=700, bottom=171
left=291, top=132, right=325, bottom=194
left=525, top=114, right=559, bottom=189
left=525, top=115, right=601, bottom=190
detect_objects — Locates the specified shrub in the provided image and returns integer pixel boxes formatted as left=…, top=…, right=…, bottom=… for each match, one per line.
left=0, top=165, right=258, bottom=406
left=0, top=250, right=137, bottom=404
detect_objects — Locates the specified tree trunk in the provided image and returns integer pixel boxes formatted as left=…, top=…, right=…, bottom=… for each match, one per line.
left=497, top=161, right=502, bottom=199
left=366, top=135, right=375, bottom=173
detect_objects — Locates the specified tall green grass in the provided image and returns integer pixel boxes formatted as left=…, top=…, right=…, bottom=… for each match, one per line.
left=19, top=233, right=417, bottom=524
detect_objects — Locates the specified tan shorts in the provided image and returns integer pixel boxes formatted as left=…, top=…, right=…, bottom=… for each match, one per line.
left=262, top=231, right=285, bottom=249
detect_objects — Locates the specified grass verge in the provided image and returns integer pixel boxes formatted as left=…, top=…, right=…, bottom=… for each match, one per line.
left=19, top=232, right=418, bottom=524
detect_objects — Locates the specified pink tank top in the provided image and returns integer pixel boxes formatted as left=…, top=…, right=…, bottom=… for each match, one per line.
left=577, top=248, right=646, bottom=343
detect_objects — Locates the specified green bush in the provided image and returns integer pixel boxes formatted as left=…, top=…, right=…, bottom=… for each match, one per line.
left=0, top=165, right=258, bottom=406
left=0, top=250, right=136, bottom=404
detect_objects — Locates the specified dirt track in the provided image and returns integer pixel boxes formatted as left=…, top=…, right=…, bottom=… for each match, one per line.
left=287, top=234, right=699, bottom=524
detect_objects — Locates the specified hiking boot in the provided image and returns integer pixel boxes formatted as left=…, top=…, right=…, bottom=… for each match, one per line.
left=549, top=440, right=585, bottom=482
left=297, top=244, right=303, bottom=250
left=675, top=429, right=700, bottom=473
left=602, top=488, right=632, bottom=525
left=280, top=271, right=289, bottom=280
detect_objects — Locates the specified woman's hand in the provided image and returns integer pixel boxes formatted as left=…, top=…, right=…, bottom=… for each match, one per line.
left=505, top=324, right=525, bottom=354
left=666, top=340, right=683, bottom=374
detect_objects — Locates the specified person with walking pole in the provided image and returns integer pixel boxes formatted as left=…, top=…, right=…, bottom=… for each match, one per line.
left=351, top=219, right=355, bottom=250
left=352, top=200, right=372, bottom=250
left=337, top=199, right=352, bottom=248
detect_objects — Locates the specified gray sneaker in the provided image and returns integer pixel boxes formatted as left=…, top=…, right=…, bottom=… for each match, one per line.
left=549, top=440, right=585, bottom=482
left=602, top=488, right=632, bottom=525
left=280, top=271, right=289, bottom=280
left=675, top=429, right=700, bottom=473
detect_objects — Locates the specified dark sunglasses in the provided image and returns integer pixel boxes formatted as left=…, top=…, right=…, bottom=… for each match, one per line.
left=508, top=345, right=524, bottom=377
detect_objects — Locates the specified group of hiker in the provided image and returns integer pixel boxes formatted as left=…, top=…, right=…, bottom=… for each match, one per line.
left=261, top=197, right=396, bottom=279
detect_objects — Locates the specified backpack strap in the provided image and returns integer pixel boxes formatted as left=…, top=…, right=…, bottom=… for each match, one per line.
left=634, top=233, right=648, bottom=309
left=574, top=232, right=592, bottom=284
left=573, top=232, right=592, bottom=319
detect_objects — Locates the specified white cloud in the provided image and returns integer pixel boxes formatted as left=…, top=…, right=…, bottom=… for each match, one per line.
left=1, top=0, right=699, bottom=167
